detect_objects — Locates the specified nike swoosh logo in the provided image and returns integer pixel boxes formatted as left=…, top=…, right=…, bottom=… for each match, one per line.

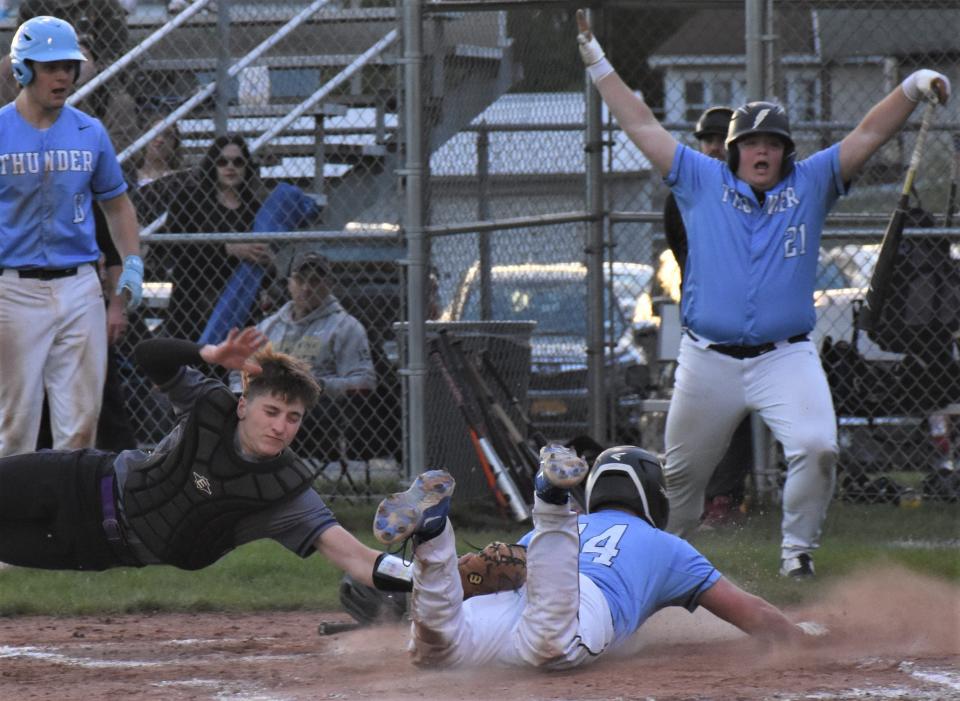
left=421, top=515, right=443, bottom=528
left=79, top=125, right=91, bottom=130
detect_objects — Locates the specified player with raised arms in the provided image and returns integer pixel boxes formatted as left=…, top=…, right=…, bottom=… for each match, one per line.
left=574, top=10, right=949, bottom=578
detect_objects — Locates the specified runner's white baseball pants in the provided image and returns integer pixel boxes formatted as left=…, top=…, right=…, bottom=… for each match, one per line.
left=408, top=497, right=614, bottom=668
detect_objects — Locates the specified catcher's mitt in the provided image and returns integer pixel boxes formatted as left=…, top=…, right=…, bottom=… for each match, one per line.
left=458, top=542, right=527, bottom=599
left=340, top=574, right=407, bottom=625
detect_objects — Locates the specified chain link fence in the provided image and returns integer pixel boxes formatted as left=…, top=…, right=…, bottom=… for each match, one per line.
left=420, top=1, right=960, bottom=508
left=2, top=1, right=957, bottom=507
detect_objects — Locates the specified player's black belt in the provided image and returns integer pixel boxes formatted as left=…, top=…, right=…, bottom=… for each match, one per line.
left=2, top=267, right=78, bottom=280
left=707, top=334, right=809, bottom=359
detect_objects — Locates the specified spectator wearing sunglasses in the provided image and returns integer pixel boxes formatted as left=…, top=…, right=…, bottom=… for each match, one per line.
left=162, top=134, right=273, bottom=342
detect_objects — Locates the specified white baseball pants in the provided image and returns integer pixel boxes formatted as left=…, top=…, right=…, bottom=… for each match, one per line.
left=408, top=497, right=614, bottom=669
left=663, top=334, right=837, bottom=560
left=0, top=266, right=107, bottom=457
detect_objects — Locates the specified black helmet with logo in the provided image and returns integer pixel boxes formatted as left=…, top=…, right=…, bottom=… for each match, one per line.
left=585, top=445, right=669, bottom=529
left=726, top=101, right=796, bottom=175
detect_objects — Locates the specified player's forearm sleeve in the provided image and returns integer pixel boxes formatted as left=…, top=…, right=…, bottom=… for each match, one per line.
left=134, top=338, right=204, bottom=386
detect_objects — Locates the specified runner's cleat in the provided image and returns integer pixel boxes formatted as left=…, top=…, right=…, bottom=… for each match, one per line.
left=535, top=444, right=588, bottom=505
left=374, top=470, right=455, bottom=545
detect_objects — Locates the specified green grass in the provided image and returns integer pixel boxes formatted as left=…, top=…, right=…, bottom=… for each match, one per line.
left=0, top=500, right=955, bottom=617
left=693, top=501, right=959, bottom=606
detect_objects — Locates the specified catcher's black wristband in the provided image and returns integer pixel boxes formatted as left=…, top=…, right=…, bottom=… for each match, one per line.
left=372, top=552, right=413, bottom=592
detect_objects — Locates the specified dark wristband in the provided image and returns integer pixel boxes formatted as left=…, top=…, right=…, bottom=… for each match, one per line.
left=372, top=552, right=413, bottom=592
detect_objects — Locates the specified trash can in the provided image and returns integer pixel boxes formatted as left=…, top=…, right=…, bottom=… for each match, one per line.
left=395, top=320, right=536, bottom=514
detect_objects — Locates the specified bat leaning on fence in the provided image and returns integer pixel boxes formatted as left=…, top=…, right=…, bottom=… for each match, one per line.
left=479, top=348, right=589, bottom=510
left=429, top=338, right=508, bottom=515
left=432, top=333, right=530, bottom=521
left=479, top=349, right=550, bottom=449
left=448, top=338, right=538, bottom=493
left=858, top=95, right=940, bottom=333
left=945, top=132, right=960, bottom=229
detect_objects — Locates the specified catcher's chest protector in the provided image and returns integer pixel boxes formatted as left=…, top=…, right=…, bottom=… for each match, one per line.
left=123, top=385, right=318, bottom=569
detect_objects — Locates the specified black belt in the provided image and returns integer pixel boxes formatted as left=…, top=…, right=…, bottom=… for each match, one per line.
left=707, top=333, right=809, bottom=359
left=3, top=267, right=78, bottom=280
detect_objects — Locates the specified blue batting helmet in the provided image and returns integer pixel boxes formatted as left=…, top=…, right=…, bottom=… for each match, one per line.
left=10, top=16, right=86, bottom=87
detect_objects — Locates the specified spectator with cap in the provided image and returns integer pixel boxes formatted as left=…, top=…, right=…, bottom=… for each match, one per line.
left=229, top=251, right=377, bottom=461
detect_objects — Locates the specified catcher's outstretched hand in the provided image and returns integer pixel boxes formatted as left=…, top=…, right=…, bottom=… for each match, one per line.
left=200, top=326, right=268, bottom=375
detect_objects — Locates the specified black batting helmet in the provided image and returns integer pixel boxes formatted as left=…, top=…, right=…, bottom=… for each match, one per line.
left=585, top=446, right=669, bottom=529
left=694, top=106, right=734, bottom=139
left=725, top=101, right=796, bottom=175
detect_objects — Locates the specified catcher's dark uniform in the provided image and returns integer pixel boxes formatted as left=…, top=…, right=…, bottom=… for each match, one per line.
left=0, top=339, right=339, bottom=570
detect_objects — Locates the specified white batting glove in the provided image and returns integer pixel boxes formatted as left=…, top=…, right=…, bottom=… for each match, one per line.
left=795, top=620, right=829, bottom=638
left=575, top=9, right=614, bottom=84
left=901, top=69, right=951, bottom=105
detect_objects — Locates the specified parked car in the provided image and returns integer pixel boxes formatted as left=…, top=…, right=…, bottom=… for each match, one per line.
left=811, top=244, right=897, bottom=361
left=442, top=261, right=656, bottom=443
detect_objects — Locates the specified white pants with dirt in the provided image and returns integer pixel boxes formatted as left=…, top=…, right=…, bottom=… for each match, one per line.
left=663, top=334, right=838, bottom=560
left=0, top=265, right=106, bottom=457
left=408, top=498, right=614, bottom=669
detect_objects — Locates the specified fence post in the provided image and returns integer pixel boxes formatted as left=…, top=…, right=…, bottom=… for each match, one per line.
left=477, top=122, right=492, bottom=320
left=584, top=8, right=606, bottom=442
left=745, top=0, right=763, bottom=102
left=403, top=0, right=426, bottom=481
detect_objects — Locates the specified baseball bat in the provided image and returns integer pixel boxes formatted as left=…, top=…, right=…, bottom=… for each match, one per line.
left=436, top=331, right=530, bottom=521
left=430, top=341, right=509, bottom=515
left=479, top=349, right=550, bottom=449
left=476, top=348, right=588, bottom=512
left=945, top=132, right=960, bottom=228
left=317, top=621, right=363, bottom=636
left=450, top=339, right=538, bottom=491
left=858, top=97, right=938, bottom=333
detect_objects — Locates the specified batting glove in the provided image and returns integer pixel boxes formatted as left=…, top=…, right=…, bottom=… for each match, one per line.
left=901, top=69, right=951, bottom=105
left=576, top=10, right=614, bottom=84
left=795, top=620, right=829, bottom=637
left=116, top=254, right=144, bottom=311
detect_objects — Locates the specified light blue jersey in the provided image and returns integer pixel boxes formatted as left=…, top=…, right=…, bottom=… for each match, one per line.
left=666, top=143, right=847, bottom=345
left=521, top=510, right=720, bottom=643
left=0, top=103, right=127, bottom=269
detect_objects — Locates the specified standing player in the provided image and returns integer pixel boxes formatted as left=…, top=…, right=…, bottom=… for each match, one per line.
left=663, top=106, right=753, bottom=527
left=575, top=10, right=950, bottom=577
left=0, top=15, right=143, bottom=457
left=374, top=444, right=824, bottom=669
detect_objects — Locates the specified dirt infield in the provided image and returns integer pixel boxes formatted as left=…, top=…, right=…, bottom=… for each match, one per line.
left=2, top=566, right=957, bottom=701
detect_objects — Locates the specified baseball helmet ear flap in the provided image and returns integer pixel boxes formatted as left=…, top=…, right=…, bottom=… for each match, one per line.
left=585, top=445, right=669, bottom=529
left=10, top=15, right=87, bottom=87
left=725, top=101, right=796, bottom=177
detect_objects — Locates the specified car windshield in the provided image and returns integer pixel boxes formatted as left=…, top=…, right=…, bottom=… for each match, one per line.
left=459, top=274, right=640, bottom=339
